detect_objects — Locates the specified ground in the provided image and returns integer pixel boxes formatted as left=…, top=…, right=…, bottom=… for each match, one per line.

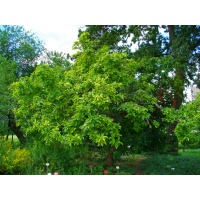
left=133, top=156, right=147, bottom=175
left=114, top=154, right=147, bottom=175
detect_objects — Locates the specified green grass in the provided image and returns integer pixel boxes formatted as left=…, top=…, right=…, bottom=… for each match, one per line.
left=178, top=148, right=200, bottom=159
left=138, top=149, right=200, bottom=175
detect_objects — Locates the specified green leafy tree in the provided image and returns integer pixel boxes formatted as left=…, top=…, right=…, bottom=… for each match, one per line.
left=0, top=56, right=26, bottom=143
left=78, top=25, right=130, bottom=52
left=130, top=25, right=200, bottom=107
left=0, top=56, right=17, bottom=136
left=11, top=32, right=157, bottom=167
left=0, top=25, right=45, bottom=143
left=41, top=50, right=72, bottom=69
left=163, top=93, right=200, bottom=149
left=0, top=25, right=45, bottom=76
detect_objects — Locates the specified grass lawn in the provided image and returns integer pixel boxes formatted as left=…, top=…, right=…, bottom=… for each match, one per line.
left=112, top=148, right=200, bottom=175
left=178, top=148, right=200, bottom=159
left=136, top=149, right=200, bottom=175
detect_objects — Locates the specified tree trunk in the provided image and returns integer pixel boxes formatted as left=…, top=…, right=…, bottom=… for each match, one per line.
left=167, top=25, right=184, bottom=154
left=168, top=25, right=175, bottom=46
left=105, top=146, right=115, bottom=168
left=168, top=25, right=185, bottom=110
left=5, top=134, right=9, bottom=140
left=8, top=114, right=26, bottom=144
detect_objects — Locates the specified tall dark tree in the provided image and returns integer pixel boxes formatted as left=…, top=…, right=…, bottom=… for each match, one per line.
left=130, top=25, right=200, bottom=153
left=78, top=25, right=131, bottom=53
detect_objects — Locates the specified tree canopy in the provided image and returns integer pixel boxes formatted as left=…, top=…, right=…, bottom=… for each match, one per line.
left=10, top=32, right=157, bottom=150
left=0, top=25, right=45, bottom=76
left=0, top=25, right=45, bottom=142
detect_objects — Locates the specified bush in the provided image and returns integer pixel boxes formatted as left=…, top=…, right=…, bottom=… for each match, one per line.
left=25, top=141, right=77, bottom=175
left=0, top=138, right=32, bottom=174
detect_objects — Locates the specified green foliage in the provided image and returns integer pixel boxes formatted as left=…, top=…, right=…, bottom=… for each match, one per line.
left=41, top=50, right=72, bottom=69
left=78, top=25, right=129, bottom=52
left=141, top=154, right=200, bottom=175
left=0, top=56, right=18, bottom=136
left=0, top=138, right=32, bottom=174
left=11, top=33, right=156, bottom=150
left=0, top=25, right=45, bottom=76
left=163, top=94, right=200, bottom=147
left=10, top=65, right=68, bottom=144
left=0, top=25, right=45, bottom=143
left=7, top=25, right=200, bottom=157
left=25, top=141, right=76, bottom=175
left=24, top=142, right=107, bottom=175
left=132, top=128, right=169, bottom=154
left=105, top=165, right=135, bottom=175
left=113, top=150, right=122, bottom=160
left=66, top=161, right=90, bottom=175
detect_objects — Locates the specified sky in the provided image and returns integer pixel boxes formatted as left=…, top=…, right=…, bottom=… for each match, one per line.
left=1, top=0, right=197, bottom=56
left=23, top=24, right=82, bottom=55
left=1, top=1, right=197, bottom=56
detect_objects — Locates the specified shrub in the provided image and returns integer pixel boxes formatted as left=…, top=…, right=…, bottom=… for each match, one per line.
left=13, top=148, right=32, bottom=174
left=0, top=138, right=32, bottom=174
left=25, top=141, right=75, bottom=175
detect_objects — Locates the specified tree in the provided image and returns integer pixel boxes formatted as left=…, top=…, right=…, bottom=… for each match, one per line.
left=0, top=56, right=26, bottom=143
left=78, top=25, right=130, bottom=52
left=163, top=93, right=200, bottom=150
left=41, top=50, right=72, bottom=69
left=0, top=56, right=17, bottom=136
left=0, top=25, right=45, bottom=76
left=0, top=25, right=46, bottom=143
left=11, top=32, right=157, bottom=167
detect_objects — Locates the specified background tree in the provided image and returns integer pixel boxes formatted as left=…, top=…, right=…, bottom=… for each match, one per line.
left=0, top=25, right=45, bottom=76
left=0, top=25, right=45, bottom=143
left=41, top=50, right=72, bottom=69
left=163, top=93, right=200, bottom=150
left=0, top=57, right=17, bottom=137
left=130, top=25, right=200, bottom=153
left=78, top=25, right=130, bottom=52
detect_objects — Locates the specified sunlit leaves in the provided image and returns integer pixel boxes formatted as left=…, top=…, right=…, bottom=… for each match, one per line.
left=163, top=94, right=200, bottom=145
left=11, top=33, right=156, bottom=148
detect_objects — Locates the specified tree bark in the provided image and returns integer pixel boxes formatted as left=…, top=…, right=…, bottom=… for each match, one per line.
left=105, top=146, right=115, bottom=168
left=168, top=25, right=185, bottom=110
left=168, top=25, right=175, bottom=46
left=167, top=25, right=183, bottom=154
left=8, top=114, right=26, bottom=144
